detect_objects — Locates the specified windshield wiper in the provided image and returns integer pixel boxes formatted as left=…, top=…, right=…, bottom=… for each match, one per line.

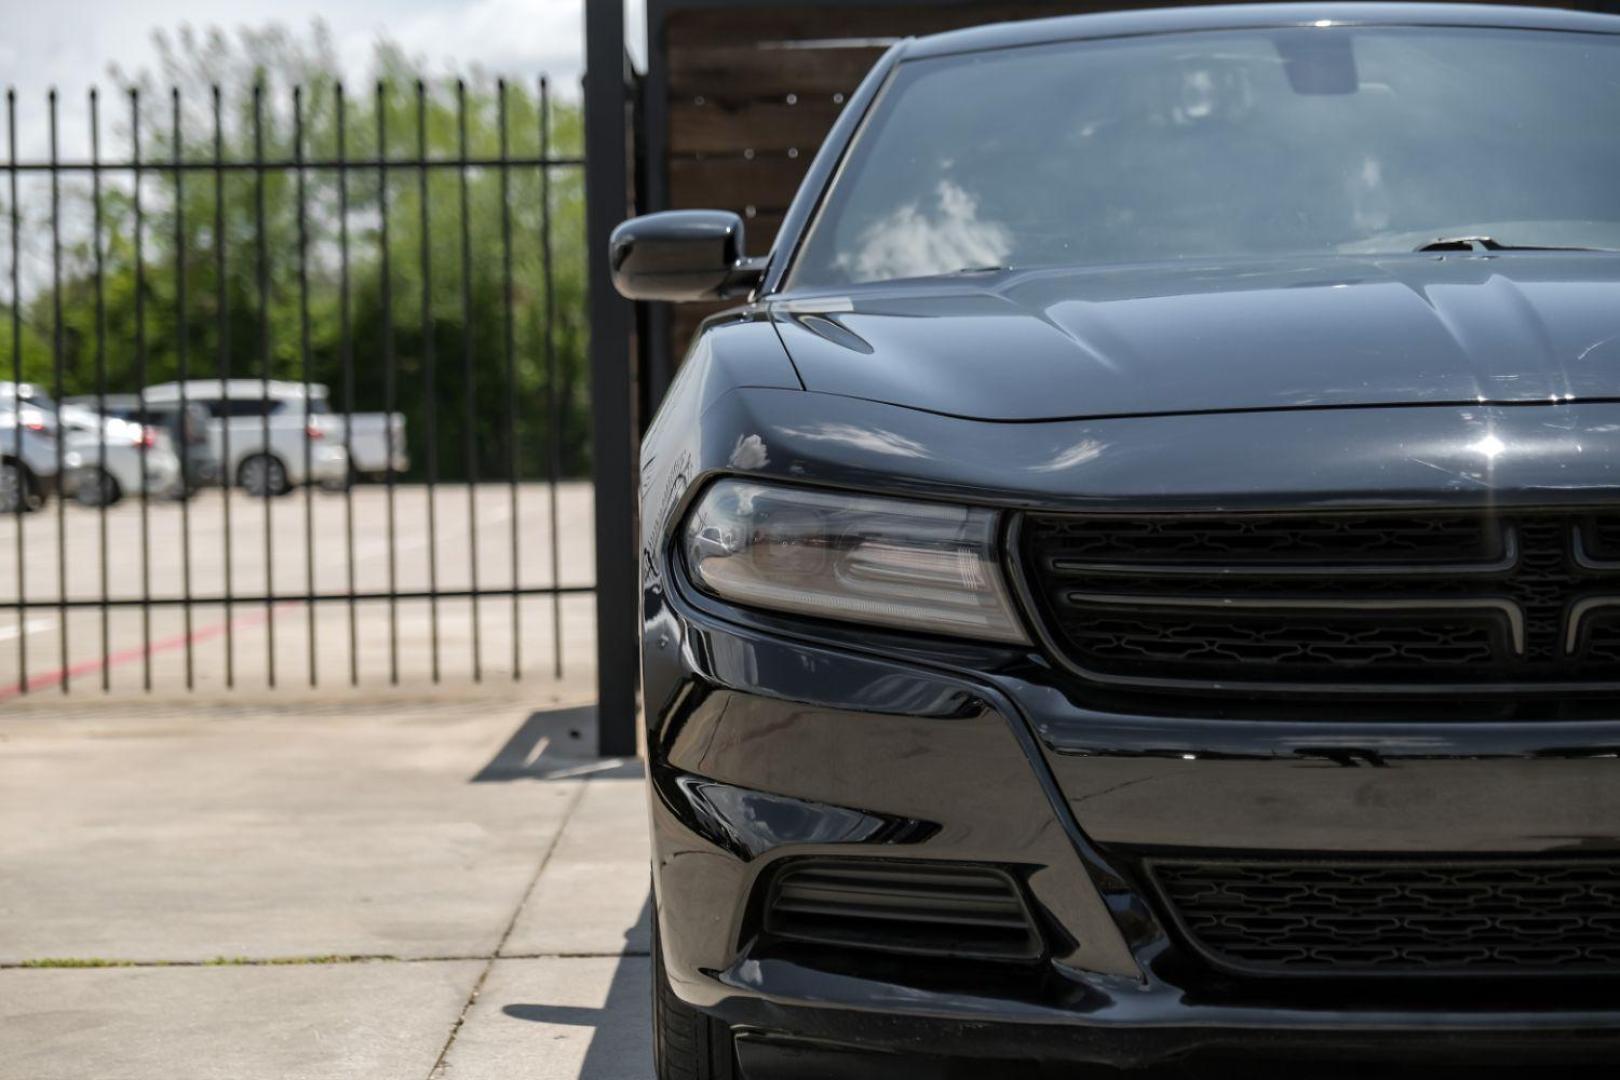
left=1415, top=235, right=1619, bottom=254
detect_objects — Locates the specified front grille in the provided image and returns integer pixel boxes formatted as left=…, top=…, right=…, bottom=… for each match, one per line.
left=762, top=860, right=1042, bottom=961
left=1152, top=858, right=1620, bottom=975
left=1017, top=509, right=1620, bottom=692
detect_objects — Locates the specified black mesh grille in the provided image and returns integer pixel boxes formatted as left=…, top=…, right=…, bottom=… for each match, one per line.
left=1152, top=858, right=1620, bottom=975
left=763, top=860, right=1041, bottom=961
left=1029, top=513, right=1498, bottom=565
left=1068, top=612, right=1500, bottom=670
left=1587, top=613, right=1620, bottom=665
left=1019, top=510, right=1620, bottom=691
left=1587, top=515, right=1620, bottom=561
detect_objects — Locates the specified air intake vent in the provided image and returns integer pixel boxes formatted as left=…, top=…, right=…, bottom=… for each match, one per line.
left=763, top=860, right=1041, bottom=961
left=1152, top=857, right=1620, bottom=975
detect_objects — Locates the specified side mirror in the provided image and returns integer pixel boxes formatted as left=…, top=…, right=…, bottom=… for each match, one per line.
left=609, top=210, right=766, bottom=302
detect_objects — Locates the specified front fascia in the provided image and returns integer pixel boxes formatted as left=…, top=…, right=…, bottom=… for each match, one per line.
left=639, top=381, right=1620, bottom=1020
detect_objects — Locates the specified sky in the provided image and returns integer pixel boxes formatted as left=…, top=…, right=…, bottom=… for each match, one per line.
left=0, top=0, right=645, bottom=290
left=0, top=0, right=646, bottom=138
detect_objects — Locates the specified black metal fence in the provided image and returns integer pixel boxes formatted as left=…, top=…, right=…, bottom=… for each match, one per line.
left=2, top=78, right=594, bottom=696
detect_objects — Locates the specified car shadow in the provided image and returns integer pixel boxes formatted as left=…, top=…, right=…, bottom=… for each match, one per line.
left=501, top=894, right=654, bottom=1079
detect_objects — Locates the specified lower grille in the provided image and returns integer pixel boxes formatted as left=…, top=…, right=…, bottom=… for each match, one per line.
left=763, top=860, right=1041, bottom=961
left=1152, top=857, right=1620, bottom=975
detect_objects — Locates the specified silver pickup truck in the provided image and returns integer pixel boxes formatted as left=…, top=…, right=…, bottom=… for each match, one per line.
left=143, top=380, right=407, bottom=494
left=313, top=402, right=410, bottom=484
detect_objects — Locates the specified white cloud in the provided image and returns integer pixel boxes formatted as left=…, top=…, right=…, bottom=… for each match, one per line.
left=2, top=0, right=645, bottom=121
left=839, top=180, right=1012, bottom=283
left=0, top=0, right=643, bottom=293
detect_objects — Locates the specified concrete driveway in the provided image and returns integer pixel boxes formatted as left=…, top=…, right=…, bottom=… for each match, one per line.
left=0, top=689, right=652, bottom=1080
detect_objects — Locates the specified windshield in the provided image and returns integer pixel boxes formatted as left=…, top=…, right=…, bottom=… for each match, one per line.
left=790, top=26, right=1620, bottom=288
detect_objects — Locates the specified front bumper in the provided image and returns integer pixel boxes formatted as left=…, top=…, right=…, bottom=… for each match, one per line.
left=646, top=586, right=1620, bottom=1072
left=717, top=982, right=1620, bottom=1076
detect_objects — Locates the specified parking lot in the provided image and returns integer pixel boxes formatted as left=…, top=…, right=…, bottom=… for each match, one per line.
left=0, top=482, right=597, bottom=697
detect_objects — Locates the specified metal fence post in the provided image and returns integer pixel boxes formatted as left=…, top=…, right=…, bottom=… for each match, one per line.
left=585, top=0, right=640, bottom=758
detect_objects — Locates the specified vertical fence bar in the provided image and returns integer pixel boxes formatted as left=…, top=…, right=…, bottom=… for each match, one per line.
left=173, top=89, right=195, bottom=690
left=7, top=91, right=22, bottom=694
left=214, top=86, right=235, bottom=688
left=541, top=76, right=562, bottom=679
left=498, top=80, right=520, bottom=680
left=49, top=91, right=67, bottom=693
left=457, top=81, right=481, bottom=681
left=294, top=86, right=316, bottom=686
left=417, top=80, right=440, bottom=684
left=377, top=82, right=400, bottom=685
left=131, top=89, right=152, bottom=692
left=337, top=84, right=358, bottom=686
left=253, top=84, right=275, bottom=687
left=91, top=90, right=110, bottom=689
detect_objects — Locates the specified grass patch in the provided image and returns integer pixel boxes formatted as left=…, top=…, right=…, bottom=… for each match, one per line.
left=204, top=954, right=389, bottom=966
left=14, top=954, right=396, bottom=969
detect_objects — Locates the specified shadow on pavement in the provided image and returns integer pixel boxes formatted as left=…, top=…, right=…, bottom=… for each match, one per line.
left=501, top=894, right=654, bottom=1079
left=472, top=704, right=642, bottom=782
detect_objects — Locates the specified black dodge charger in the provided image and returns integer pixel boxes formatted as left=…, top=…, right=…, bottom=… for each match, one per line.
left=615, top=4, right=1620, bottom=1075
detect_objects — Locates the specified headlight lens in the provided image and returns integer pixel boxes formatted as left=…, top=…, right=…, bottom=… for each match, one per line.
left=682, top=479, right=1028, bottom=644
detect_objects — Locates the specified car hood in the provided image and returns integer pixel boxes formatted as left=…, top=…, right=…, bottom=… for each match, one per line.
left=768, top=254, right=1620, bottom=421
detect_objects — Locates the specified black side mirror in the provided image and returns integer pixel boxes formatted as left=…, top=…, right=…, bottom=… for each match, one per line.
left=609, top=210, right=766, bottom=302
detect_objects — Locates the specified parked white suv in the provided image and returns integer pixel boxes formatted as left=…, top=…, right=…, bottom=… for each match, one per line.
left=143, top=380, right=349, bottom=496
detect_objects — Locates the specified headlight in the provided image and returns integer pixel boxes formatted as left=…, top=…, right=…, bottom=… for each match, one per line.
left=682, top=479, right=1029, bottom=644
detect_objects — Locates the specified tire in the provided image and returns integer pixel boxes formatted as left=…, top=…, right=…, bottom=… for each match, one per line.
left=238, top=454, right=290, bottom=497
left=653, top=901, right=738, bottom=1080
left=73, top=468, right=122, bottom=507
left=0, top=461, right=27, bottom=514
left=318, top=466, right=354, bottom=493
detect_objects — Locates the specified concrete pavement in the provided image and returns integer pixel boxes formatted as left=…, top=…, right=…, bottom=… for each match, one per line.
left=0, top=691, right=653, bottom=1080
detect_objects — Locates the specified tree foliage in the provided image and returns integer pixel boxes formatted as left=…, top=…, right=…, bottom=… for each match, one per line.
left=2, top=22, right=590, bottom=480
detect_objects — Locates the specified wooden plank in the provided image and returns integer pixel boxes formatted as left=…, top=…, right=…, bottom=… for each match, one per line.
left=669, top=156, right=807, bottom=215
left=668, top=44, right=887, bottom=98
left=745, top=213, right=784, bottom=254
left=669, top=99, right=845, bottom=155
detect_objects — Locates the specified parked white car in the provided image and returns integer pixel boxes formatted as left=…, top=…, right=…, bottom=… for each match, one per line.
left=57, top=403, right=183, bottom=506
left=0, top=382, right=60, bottom=513
left=142, top=380, right=350, bottom=496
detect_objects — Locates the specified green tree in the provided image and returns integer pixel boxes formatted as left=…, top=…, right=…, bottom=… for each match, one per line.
left=3, top=21, right=590, bottom=481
